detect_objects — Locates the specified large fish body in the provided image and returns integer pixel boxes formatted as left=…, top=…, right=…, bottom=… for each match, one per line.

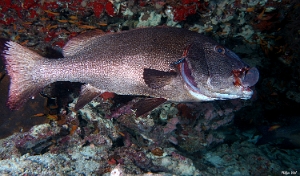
left=1, top=27, right=259, bottom=110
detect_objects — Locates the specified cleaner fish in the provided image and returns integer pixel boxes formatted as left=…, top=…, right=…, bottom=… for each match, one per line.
left=0, top=27, right=259, bottom=114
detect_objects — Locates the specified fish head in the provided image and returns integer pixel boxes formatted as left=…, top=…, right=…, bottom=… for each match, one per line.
left=178, top=41, right=259, bottom=101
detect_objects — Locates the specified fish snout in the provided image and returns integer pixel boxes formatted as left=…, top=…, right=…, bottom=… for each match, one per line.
left=232, top=66, right=259, bottom=88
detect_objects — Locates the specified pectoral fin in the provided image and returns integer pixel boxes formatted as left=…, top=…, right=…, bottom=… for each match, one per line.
left=132, top=98, right=167, bottom=117
left=143, top=68, right=177, bottom=89
left=74, top=84, right=102, bottom=111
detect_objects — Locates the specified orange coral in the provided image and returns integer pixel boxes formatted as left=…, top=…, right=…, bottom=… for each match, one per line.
left=100, top=92, right=115, bottom=101
left=151, top=148, right=164, bottom=156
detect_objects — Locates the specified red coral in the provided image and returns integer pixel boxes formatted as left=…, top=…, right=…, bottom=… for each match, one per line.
left=11, top=3, right=23, bottom=18
left=100, top=92, right=115, bottom=101
left=68, top=32, right=79, bottom=40
left=40, top=2, right=59, bottom=10
left=0, top=0, right=12, bottom=13
left=23, top=0, right=38, bottom=9
left=171, top=0, right=209, bottom=21
left=105, top=1, right=115, bottom=17
left=182, top=0, right=199, bottom=4
left=68, top=0, right=86, bottom=12
left=172, top=0, right=200, bottom=22
left=29, top=9, right=38, bottom=19
left=52, top=40, right=66, bottom=48
left=174, top=6, right=197, bottom=21
left=91, top=2, right=105, bottom=18
left=44, top=30, right=58, bottom=42
left=0, top=17, right=16, bottom=25
left=89, top=1, right=115, bottom=18
left=139, top=0, right=147, bottom=7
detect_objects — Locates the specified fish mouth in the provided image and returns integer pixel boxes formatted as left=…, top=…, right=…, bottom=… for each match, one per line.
left=232, top=67, right=259, bottom=89
left=241, top=67, right=259, bottom=87
left=179, top=59, right=255, bottom=100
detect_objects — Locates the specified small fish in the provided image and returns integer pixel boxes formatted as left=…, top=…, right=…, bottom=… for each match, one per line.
left=69, top=16, right=78, bottom=20
left=257, top=117, right=300, bottom=149
left=78, top=25, right=97, bottom=29
left=44, top=10, right=60, bottom=16
left=0, top=27, right=259, bottom=113
left=268, top=124, right=280, bottom=131
left=246, top=7, right=255, bottom=12
left=33, top=113, right=45, bottom=117
left=57, top=19, right=69, bottom=23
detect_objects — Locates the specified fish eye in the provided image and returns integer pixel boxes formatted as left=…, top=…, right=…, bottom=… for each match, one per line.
left=214, top=45, right=226, bottom=54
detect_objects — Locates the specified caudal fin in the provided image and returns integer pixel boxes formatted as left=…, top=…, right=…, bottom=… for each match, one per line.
left=0, top=39, right=47, bottom=110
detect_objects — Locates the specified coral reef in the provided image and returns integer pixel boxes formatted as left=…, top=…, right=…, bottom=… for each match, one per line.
left=1, top=0, right=300, bottom=175
left=194, top=141, right=299, bottom=175
left=0, top=96, right=299, bottom=175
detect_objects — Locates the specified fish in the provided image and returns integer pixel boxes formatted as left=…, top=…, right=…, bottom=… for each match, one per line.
left=257, top=117, right=300, bottom=149
left=0, top=27, right=259, bottom=115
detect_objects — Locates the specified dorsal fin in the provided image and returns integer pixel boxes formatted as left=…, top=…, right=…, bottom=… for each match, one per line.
left=74, top=84, right=102, bottom=111
left=63, top=30, right=105, bottom=57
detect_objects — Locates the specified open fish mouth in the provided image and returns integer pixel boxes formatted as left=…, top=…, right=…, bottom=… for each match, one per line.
left=231, top=66, right=259, bottom=96
left=237, top=67, right=259, bottom=88
left=178, top=58, right=258, bottom=101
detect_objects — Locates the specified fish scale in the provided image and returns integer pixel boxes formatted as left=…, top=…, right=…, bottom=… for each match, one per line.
left=0, top=27, right=259, bottom=112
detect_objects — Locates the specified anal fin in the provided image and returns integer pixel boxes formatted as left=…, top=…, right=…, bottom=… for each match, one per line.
left=132, top=98, right=167, bottom=117
left=74, top=84, right=102, bottom=111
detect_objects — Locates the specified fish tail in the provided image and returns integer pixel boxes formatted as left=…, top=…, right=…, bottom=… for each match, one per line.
left=0, top=39, right=47, bottom=110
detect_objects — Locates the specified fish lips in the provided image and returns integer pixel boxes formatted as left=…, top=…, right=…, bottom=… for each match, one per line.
left=242, top=67, right=259, bottom=87
left=232, top=67, right=259, bottom=87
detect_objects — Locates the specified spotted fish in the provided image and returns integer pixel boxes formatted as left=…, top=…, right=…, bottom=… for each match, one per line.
left=0, top=27, right=259, bottom=114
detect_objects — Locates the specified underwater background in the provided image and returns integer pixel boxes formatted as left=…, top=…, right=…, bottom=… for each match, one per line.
left=0, top=0, right=299, bottom=175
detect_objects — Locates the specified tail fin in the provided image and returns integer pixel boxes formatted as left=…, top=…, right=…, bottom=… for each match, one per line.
left=1, top=39, right=47, bottom=110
